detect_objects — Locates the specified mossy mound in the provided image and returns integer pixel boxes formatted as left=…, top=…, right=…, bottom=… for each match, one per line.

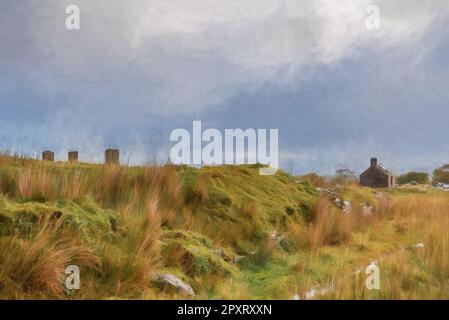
left=0, top=194, right=119, bottom=242
left=161, top=230, right=237, bottom=278
left=179, top=165, right=318, bottom=250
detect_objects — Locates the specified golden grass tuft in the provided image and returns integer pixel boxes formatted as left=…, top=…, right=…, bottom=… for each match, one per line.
left=308, top=197, right=358, bottom=250
left=96, top=195, right=163, bottom=296
left=0, top=217, right=99, bottom=298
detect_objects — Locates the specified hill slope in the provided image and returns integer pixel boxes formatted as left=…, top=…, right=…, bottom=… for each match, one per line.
left=1, top=155, right=449, bottom=299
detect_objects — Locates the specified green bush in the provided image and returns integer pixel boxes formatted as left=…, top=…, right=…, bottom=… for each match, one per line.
left=397, top=171, right=429, bottom=185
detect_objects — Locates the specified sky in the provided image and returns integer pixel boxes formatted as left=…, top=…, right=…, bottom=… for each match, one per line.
left=1, top=0, right=449, bottom=175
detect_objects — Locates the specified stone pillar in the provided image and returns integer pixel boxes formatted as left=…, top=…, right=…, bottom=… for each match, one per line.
left=105, top=149, right=119, bottom=164
left=68, top=151, right=78, bottom=162
left=42, top=151, right=54, bottom=162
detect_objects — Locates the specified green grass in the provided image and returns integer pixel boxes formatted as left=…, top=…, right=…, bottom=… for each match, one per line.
left=1, top=155, right=449, bottom=299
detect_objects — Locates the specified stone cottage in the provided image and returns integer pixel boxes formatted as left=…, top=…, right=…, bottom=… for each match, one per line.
left=360, top=158, right=395, bottom=188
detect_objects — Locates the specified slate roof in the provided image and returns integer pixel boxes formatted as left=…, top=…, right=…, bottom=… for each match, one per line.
left=361, top=164, right=394, bottom=177
left=376, top=164, right=394, bottom=176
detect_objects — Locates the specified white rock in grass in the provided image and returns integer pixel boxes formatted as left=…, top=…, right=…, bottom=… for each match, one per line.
left=433, top=183, right=449, bottom=191
left=152, top=273, right=195, bottom=297
left=363, top=205, right=373, bottom=216
left=373, top=191, right=384, bottom=198
left=304, top=288, right=317, bottom=300
left=342, top=200, right=352, bottom=213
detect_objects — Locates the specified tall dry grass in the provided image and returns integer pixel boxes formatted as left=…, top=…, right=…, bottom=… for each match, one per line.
left=2, top=154, right=449, bottom=299
left=0, top=193, right=166, bottom=299
left=308, top=197, right=357, bottom=249
left=0, top=156, right=180, bottom=298
left=1, top=159, right=182, bottom=214
left=317, top=194, right=449, bottom=299
left=18, top=167, right=55, bottom=201
left=90, top=193, right=169, bottom=298
left=288, top=196, right=366, bottom=251
left=0, top=217, right=99, bottom=298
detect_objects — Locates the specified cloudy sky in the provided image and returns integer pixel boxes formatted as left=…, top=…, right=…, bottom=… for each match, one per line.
left=1, top=0, right=449, bottom=174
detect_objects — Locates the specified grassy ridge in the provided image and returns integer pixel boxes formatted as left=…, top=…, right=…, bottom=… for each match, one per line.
left=0, top=154, right=449, bottom=299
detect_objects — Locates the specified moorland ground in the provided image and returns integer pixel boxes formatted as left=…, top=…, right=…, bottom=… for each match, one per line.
left=0, top=154, right=448, bottom=299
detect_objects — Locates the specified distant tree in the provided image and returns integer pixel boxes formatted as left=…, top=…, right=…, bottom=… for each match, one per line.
left=397, top=171, right=429, bottom=185
left=332, top=167, right=357, bottom=185
left=432, top=164, right=449, bottom=184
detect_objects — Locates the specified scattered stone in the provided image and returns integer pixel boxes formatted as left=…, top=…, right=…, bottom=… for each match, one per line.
left=210, top=248, right=222, bottom=255
left=304, top=283, right=335, bottom=300
left=234, top=255, right=246, bottom=263
left=373, top=191, right=385, bottom=198
left=269, top=231, right=286, bottom=246
left=304, top=288, right=316, bottom=300
left=316, top=187, right=338, bottom=198
left=275, top=234, right=286, bottom=245
left=316, top=188, right=359, bottom=215
left=151, top=273, right=195, bottom=297
left=363, top=205, right=373, bottom=216
left=416, top=242, right=425, bottom=248
left=322, top=188, right=339, bottom=201
left=342, top=200, right=352, bottom=213
left=317, top=188, right=353, bottom=212
left=209, top=249, right=233, bottom=262
left=433, top=182, right=449, bottom=191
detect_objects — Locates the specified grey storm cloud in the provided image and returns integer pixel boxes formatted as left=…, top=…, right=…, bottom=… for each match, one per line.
left=2, top=0, right=447, bottom=114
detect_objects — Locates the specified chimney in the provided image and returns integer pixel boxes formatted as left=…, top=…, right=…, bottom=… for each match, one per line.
left=42, top=150, right=54, bottom=162
left=105, top=149, right=120, bottom=165
left=68, top=151, right=78, bottom=162
left=370, top=158, right=378, bottom=167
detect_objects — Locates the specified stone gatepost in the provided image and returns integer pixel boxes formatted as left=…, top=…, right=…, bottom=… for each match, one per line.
left=42, top=150, right=54, bottom=162
left=68, top=151, right=78, bottom=162
left=105, top=149, right=119, bottom=164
